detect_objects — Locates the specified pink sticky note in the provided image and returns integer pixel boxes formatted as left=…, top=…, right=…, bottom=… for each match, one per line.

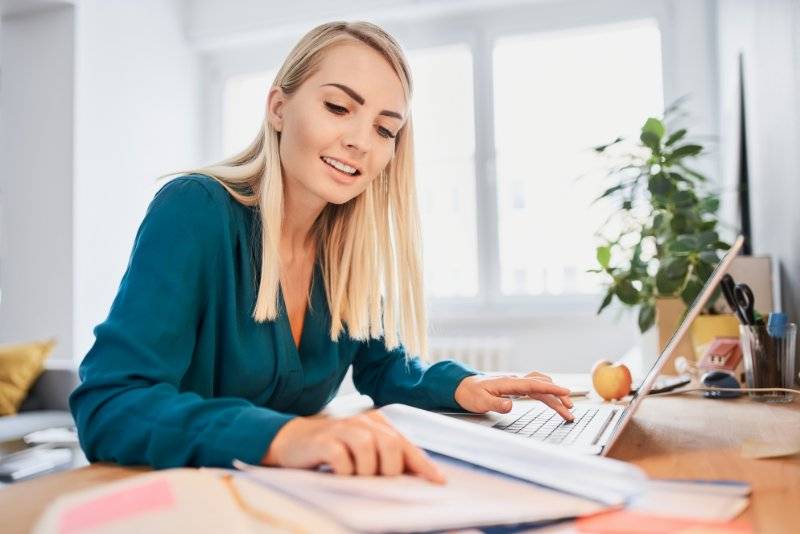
left=59, top=477, right=175, bottom=534
left=577, top=510, right=752, bottom=533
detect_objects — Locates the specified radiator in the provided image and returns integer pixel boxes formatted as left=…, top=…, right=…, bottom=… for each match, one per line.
left=427, top=336, right=513, bottom=372
left=335, top=336, right=514, bottom=397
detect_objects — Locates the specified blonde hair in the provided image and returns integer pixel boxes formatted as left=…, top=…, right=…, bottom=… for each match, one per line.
left=183, top=21, right=427, bottom=358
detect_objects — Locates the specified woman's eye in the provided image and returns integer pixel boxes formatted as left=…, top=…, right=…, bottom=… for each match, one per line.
left=377, top=126, right=396, bottom=139
left=325, top=101, right=396, bottom=139
left=324, top=102, right=347, bottom=114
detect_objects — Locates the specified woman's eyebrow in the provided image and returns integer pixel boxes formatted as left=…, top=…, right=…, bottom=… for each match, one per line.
left=321, top=82, right=404, bottom=120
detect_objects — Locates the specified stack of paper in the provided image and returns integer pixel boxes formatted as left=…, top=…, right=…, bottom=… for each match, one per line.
left=34, top=469, right=345, bottom=533
left=379, top=403, right=646, bottom=505
left=234, top=456, right=605, bottom=533
left=576, top=478, right=752, bottom=532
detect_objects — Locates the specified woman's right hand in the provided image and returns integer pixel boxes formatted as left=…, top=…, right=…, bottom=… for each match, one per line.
left=261, top=410, right=446, bottom=484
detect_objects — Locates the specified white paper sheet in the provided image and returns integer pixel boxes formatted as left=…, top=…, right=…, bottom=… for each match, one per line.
left=234, top=458, right=604, bottom=533
left=630, top=479, right=751, bottom=521
left=378, top=403, right=646, bottom=505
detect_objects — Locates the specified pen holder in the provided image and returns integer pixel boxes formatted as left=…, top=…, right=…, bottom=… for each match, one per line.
left=739, top=323, right=796, bottom=403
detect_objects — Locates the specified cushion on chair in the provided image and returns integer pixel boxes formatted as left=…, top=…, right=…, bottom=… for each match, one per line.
left=0, top=339, right=56, bottom=416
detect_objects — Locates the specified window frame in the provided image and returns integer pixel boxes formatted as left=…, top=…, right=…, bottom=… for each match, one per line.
left=201, top=0, right=718, bottom=322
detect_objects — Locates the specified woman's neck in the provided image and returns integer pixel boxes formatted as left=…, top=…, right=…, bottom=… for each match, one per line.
left=281, top=177, right=326, bottom=264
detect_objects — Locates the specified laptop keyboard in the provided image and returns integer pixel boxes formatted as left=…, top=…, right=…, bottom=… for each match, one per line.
left=492, top=406, right=602, bottom=445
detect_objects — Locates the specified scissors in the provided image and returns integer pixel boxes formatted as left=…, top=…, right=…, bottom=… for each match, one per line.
left=720, top=274, right=756, bottom=325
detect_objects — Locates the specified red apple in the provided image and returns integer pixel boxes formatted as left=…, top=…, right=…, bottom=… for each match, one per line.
left=591, top=360, right=633, bottom=401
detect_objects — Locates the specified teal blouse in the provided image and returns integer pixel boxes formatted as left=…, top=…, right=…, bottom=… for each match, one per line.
left=69, top=175, right=478, bottom=469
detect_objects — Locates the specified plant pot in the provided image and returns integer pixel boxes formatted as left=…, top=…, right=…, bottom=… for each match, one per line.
left=654, top=297, right=696, bottom=374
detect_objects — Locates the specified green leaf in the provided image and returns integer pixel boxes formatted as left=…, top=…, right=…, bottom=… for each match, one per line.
left=665, top=256, right=690, bottom=278
left=699, top=196, right=720, bottom=213
left=597, top=289, right=614, bottom=314
left=593, top=136, right=624, bottom=153
left=657, top=276, right=682, bottom=296
left=673, top=190, right=696, bottom=208
left=699, top=250, right=719, bottom=264
left=695, top=258, right=716, bottom=280
left=594, top=184, right=625, bottom=203
left=596, top=246, right=611, bottom=269
left=681, top=278, right=704, bottom=306
left=671, top=235, right=698, bottom=253
left=630, top=243, right=646, bottom=271
left=669, top=144, right=703, bottom=160
left=642, top=117, right=666, bottom=140
left=668, top=171, right=690, bottom=183
left=671, top=212, right=689, bottom=233
left=653, top=212, right=671, bottom=237
left=656, top=272, right=682, bottom=295
left=697, top=230, right=719, bottom=249
left=640, top=131, right=661, bottom=152
left=665, top=128, right=687, bottom=146
left=615, top=279, right=640, bottom=305
left=676, top=164, right=708, bottom=182
left=638, top=302, right=656, bottom=333
left=656, top=256, right=690, bottom=295
left=648, top=173, right=673, bottom=197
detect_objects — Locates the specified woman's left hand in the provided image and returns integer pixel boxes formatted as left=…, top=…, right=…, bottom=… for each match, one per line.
left=454, top=371, right=575, bottom=421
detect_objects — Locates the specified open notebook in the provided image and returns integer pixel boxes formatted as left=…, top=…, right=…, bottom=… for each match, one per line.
left=234, top=457, right=605, bottom=533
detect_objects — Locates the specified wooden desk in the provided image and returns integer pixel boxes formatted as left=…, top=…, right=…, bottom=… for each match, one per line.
left=607, top=394, right=800, bottom=533
left=2, top=394, right=798, bottom=534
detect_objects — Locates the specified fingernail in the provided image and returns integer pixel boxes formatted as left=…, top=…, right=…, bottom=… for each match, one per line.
left=502, top=400, right=512, bottom=410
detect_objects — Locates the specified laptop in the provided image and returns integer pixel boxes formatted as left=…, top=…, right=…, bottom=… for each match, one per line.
left=443, top=235, right=745, bottom=456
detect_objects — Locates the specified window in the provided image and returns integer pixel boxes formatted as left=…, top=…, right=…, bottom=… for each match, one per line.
left=493, top=20, right=664, bottom=296
left=407, top=44, right=479, bottom=298
left=217, top=17, right=665, bottom=309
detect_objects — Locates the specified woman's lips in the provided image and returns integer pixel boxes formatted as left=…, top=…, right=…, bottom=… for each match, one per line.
left=321, top=157, right=359, bottom=185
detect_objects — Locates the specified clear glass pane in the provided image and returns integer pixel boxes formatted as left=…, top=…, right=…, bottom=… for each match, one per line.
left=222, top=70, right=276, bottom=157
left=493, top=20, right=664, bottom=296
left=408, top=44, right=478, bottom=298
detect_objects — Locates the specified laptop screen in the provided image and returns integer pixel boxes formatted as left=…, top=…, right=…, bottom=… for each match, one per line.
left=601, top=235, right=745, bottom=454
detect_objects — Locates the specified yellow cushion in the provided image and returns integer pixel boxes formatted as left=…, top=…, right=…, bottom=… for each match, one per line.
left=0, top=339, right=56, bottom=416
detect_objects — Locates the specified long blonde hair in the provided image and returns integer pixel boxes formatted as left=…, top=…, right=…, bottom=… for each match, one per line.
left=188, top=21, right=427, bottom=358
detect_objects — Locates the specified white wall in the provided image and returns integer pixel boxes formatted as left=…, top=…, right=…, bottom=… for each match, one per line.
left=716, top=0, right=800, bottom=320
left=0, top=0, right=733, bottom=373
left=188, top=0, right=721, bottom=373
left=0, top=5, right=75, bottom=360
left=0, top=0, right=201, bottom=362
left=72, top=0, right=201, bottom=361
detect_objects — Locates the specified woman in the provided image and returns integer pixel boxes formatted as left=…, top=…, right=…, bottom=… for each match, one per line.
left=70, top=21, right=573, bottom=484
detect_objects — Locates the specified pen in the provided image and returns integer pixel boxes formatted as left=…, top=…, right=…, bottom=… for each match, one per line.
left=767, top=312, right=787, bottom=338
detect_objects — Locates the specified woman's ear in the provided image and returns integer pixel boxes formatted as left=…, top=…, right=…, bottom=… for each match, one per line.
left=266, top=86, right=286, bottom=132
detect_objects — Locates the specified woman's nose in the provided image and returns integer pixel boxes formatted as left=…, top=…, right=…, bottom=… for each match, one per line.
left=341, top=119, right=372, bottom=154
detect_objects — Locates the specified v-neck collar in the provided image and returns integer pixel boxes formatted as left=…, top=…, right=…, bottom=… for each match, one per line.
left=278, top=262, right=321, bottom=358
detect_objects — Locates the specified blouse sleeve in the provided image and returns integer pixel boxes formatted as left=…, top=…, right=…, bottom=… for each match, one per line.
left=69, top=178, right=295, bottom=469
left=351, top=338, right=480, bottom=411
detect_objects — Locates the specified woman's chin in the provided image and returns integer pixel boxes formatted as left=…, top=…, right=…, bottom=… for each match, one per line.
left=324, top=191, right=359, bottom=205
left=318, top=182, right=365, bottom=205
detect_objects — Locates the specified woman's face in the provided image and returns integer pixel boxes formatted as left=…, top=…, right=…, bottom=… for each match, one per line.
left=267, top=41, right=407, bottom=207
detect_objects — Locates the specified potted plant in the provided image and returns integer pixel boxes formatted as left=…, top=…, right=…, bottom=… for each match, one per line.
left=590, top=106, right=730, bottom=340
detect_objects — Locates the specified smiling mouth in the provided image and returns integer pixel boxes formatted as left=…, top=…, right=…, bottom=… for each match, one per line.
left=321, top=156, right=361, bottom=177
